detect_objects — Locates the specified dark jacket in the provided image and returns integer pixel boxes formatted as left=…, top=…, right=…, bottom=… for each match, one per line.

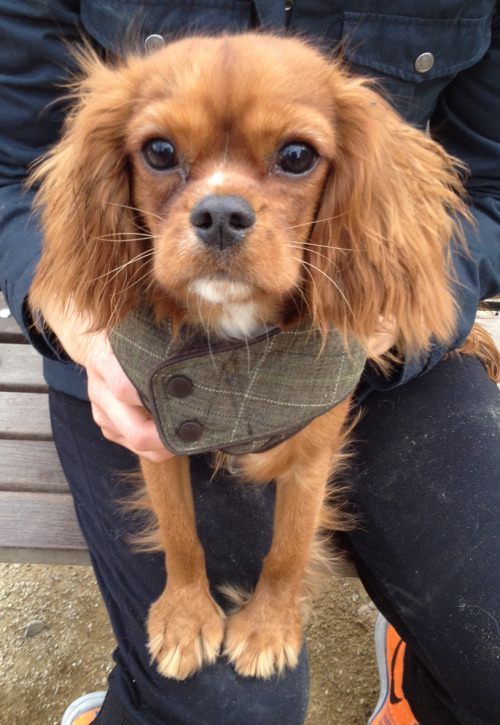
left=1, top=0, right=499, bottom=400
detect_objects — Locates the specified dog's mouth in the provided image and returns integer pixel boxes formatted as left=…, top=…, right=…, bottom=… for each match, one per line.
left=188, top=275, right=253, bottom=305
left=186, top=275, right=276, bottom=339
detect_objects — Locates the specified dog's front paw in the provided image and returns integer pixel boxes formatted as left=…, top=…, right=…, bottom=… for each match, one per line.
left=147, top=585, right=225, bottom=680
left=224, top=594, right=303, bottom=678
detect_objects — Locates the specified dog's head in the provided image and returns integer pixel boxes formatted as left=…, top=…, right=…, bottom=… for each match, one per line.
left=30, top=33, right=467, bottom=356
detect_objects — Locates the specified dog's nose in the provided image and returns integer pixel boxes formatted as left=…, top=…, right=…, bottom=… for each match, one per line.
left=190, top=195, right=255, bottom=250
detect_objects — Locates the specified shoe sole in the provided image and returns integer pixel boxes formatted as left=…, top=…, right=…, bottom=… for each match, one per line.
left=60, top=691, right=107, bottom=725
left=367, top=614, right=390, bottom=724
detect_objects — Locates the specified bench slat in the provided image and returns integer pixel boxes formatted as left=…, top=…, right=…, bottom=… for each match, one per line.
left=0, top=342, right=47, bottom=391
left=0, top=490, right=88, bottom=554
left=0, top=547, right=91, bottom=565
left=0, top=302, right=90, bottom=564
left=0, top=439, right=68, bottom=493
left=477, top=313, right=500, bottom=349
left=0, top=293, right=27, bottom=344
left=0, top=391, right=52, bottom=440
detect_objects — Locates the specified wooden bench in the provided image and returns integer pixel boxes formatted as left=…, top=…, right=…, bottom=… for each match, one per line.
left=0, top=293, right=90, bottom=565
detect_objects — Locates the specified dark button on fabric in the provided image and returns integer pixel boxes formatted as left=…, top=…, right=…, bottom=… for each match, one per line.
left=177, top=420, right=204, bottom=443
left=167, top=375, right=193, bottom=398
left=414, top=52, right=434, bottom=73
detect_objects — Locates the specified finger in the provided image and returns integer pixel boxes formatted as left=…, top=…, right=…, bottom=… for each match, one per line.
left=91, top=396, right=164, bottom=453
left=366, top=330, right=398, bottom=358
left=112, top=436, right=174, bottom=464
left=100, top=352, right=144, bottom=407
left=97, top=416, right=173, bottom=462
left=85, top=338, right=172, bottom=460
left=87, top=343, right=144, bottom=408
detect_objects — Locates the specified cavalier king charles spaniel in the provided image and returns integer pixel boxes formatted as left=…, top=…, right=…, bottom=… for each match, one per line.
left=29, top=33, right=499, bottom=681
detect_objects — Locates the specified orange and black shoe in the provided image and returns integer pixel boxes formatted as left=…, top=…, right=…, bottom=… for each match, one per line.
left=60, top=691, right=106, bottom=725
left=368, top=615, right=420, bottom=725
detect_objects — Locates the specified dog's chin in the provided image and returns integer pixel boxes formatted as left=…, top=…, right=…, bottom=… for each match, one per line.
left=188, top=277, right=253, bottom=305
left=187, top=277, right=272, bottom=340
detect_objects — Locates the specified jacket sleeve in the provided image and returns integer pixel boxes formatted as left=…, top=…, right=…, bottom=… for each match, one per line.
left=0, top=0, right=81, bottom=353
left=429, top=4, right=500, bottom=342
left=361, top=5, right=500, bottom=394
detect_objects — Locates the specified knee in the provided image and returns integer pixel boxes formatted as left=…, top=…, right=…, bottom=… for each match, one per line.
left=445, top=608, right=500, bottom=719
left=112, top=646, right=310, bottom=724
left=408, top=601, right=500, bottom=722
left=206, top=652, right=310, bottom=725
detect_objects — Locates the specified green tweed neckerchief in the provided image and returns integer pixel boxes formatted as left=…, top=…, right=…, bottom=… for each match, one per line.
left=109, top=304, right=367, bottom=456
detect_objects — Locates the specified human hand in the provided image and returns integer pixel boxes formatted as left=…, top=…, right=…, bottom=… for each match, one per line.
left=366, top=316, right=398, bottom=359
left=40, top=301, right=173, bottom=463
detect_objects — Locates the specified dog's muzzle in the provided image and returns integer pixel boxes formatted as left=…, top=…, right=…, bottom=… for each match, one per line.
left=190, top=194, right=255, bottom=251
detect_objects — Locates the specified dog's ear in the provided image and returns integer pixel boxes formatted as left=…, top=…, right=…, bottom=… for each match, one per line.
left=29, top=49, right=146, bottom=330
left=306, top=70, right=467, bottom=357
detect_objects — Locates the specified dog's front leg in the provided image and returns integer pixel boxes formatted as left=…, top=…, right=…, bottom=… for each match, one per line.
left=141, top=455, right=225, bottom=680
left=223, top=469, right=325, bottom=678
left=224, top=402, right=350, bottom=678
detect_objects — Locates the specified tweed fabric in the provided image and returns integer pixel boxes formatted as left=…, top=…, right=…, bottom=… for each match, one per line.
left=109, top=305, right=366, bottom=455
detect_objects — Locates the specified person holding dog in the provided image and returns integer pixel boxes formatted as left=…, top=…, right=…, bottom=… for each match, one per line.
left=1, top=2, right=500, bottom=724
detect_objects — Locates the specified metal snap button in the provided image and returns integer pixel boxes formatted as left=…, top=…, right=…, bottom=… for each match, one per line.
left=177, top=420, right=204, bottom=443
left=414, top=52, right=434, bottom=74
left=144, top=34, right=165, bottom=54
left=167, top=375, right=193, bottom=398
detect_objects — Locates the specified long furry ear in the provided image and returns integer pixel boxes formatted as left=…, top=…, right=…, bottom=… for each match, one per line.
left=29, top=46, right=148, bottom=330
left=306, top=68, right=468, bottom=358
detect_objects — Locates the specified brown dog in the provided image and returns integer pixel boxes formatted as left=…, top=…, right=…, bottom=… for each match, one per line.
left=29, top=33, right=497, bottom=680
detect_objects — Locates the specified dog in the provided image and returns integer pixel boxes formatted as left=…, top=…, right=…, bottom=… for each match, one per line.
left=29, top=32, right=499, bottom=681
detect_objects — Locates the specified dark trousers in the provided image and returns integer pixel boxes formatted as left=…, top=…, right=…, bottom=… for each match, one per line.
left=49, top=354, right=500, bottom=725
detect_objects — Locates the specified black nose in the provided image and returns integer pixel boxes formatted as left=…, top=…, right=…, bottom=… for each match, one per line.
left=190, top=195, right=256, bottom=250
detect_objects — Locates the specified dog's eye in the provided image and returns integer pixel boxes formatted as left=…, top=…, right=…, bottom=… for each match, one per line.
left=142, top=138, right=178, bottom=171
left=275, top=142, right=318, bottom=175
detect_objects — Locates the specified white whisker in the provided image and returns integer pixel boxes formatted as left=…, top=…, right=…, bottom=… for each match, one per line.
left=292, top=241, right=362, bottom=252
left=290, top=280, right=314, bottom=321
left=289, top=244, right=333, bottom=266
left=292, top=255, right=353, bottom=316
left=197, top=299, right=219, bottom=371
left=286, top=211, right=350, bottom=231
left=98, top=232, right=154, bottom=242
left=92, top=249, right=155, bottom=283
left=102, top=200, right=166, bottom=223
left=118, top=265, right=156, bottom=296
